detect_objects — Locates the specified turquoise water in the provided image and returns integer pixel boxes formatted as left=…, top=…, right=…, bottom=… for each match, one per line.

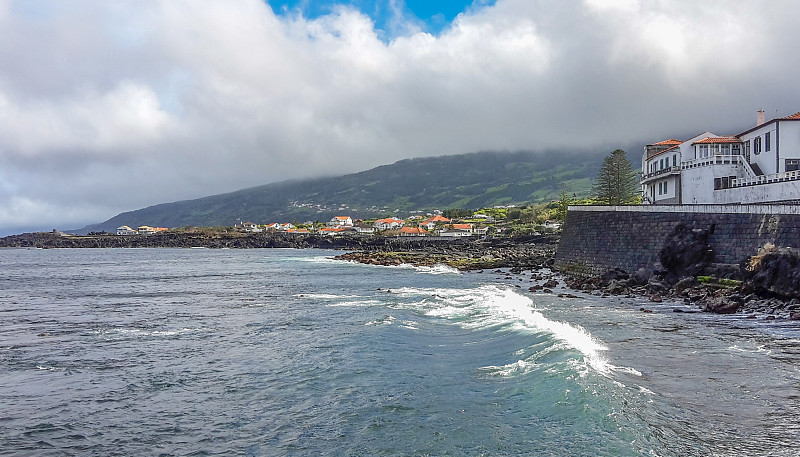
left=1, top=248, right=799, bottom=456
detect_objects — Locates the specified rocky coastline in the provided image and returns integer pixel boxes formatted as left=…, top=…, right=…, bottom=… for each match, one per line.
left=333, top=224, right=800, bottom=321
left=3, top=229, right=798, bottom=320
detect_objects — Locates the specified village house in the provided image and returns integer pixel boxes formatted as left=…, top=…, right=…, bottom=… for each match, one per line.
left=419, top=215, right=450, bottom=231
left=241, top=222, right=262, bottom=233
left=373, top=218, right=405, bottom=230
left=116, top=225, right=137, bottom=235
left=398, top=226, right=429, bottom=237
left=438, top=223, right=474, bottom=238
left=352, top=223, right=376, bottom=234
left=131, top=225, right=169, bottom=235
left=641, top=110, right=800, bottom=204
left=318, top=227, right=349, bottom=236
left=327, top=216, right=354, bottom=227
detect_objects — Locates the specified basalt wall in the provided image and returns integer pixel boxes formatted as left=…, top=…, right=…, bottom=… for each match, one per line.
left=554, top=204, right=800, bottom=277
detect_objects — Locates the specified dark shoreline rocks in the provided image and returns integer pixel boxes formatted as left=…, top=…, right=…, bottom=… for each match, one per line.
left=4, top=230, right=796, bottom=320
left=333, top=235, right=557, bottom=271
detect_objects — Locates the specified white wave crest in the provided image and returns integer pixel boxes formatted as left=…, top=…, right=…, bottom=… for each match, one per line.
left=414, top=264, right=461, bottom=275
left=394, top=285, right=612, bottom=374
left=327, top=299, right=383, bottom=308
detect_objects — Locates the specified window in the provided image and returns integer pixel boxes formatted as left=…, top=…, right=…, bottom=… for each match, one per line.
left=659, top=159, right=664, bottom=170
left=672, top=155, right=677, bottom=167
left=787, top=159, right=800, bottom=172
left=765, top=132, right=771, bottom=151
left=754, top=136, right=762, bottom=154
left=664, top=181, right=668, bottom=194
left=714, top=178, right=721, bottom=190
left=658, top=182, right=663, bottom=195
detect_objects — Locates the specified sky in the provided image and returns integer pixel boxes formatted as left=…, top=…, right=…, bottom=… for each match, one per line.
left=1, top=0, right=800, bottom=234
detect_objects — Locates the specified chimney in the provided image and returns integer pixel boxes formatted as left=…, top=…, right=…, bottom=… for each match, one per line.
left=757, top=109, right=765, bottom=126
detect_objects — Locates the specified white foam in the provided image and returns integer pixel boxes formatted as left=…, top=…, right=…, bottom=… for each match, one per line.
left=294, top=256, right=345, bottom=264
left=366, top=315, right=396, bottom=326
left=392, top=285, right=613, bottom=374
left=414, top=264, right=461, bottom=275
left=293, top=293, right=353, bottom=300
left=480, top=359, right=538, bottom=377
left=99, top=327, right=207, bottom=338
left=327, top=299, right=383, bottom=308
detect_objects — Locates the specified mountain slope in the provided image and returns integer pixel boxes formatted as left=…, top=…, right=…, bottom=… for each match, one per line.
left=80, top=149, right=602, bottom=233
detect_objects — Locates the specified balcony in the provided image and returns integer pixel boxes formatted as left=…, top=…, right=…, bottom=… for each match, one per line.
left=641, top=165, right=681, bottom=184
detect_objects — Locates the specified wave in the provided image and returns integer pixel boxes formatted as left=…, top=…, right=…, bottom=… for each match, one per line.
left=95, top=327, right=210, bottom=339
left=413, top=264, right=461, bottom=275
left=393, top=285, right=613, bottom=374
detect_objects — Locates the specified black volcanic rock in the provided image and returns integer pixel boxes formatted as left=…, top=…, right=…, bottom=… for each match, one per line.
left=659, top=223, right=713, bottom=283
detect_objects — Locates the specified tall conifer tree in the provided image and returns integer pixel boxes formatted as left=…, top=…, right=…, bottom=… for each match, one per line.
left=593, top=149, right=639, bottom=205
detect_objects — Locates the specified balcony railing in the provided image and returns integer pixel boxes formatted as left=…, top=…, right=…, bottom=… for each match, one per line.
left=641, top=165, right=681, bottom=182
left=732, top=170, right=800, bottom=188
left=681, top=154, right=746, bottom=169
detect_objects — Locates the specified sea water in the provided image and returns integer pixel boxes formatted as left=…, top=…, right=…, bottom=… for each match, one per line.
left=1, top=248, right=799, bottom=456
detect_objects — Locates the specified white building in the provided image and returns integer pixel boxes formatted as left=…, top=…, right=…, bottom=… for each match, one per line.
left=641, top=110, right=800, bottom=204
left=438, top=223, right=474, bottom=237
left=373, top=218, right=405, bottom=230
left=327, top=216, right=353, bottom=227
left=117, top=225, right=137, bottom=235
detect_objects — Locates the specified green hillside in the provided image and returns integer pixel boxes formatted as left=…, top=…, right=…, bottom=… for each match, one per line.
left=80, top=149, right=602, bottom=233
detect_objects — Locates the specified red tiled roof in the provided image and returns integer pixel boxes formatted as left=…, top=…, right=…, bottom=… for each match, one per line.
left=648, top=144, right=681, bottom=159
left=399, top=227, right=427, bottom=234
left=784, top=112, right=800, bottom=120
left=692, top=136, right=741, bottom=144
left=652, top=139, right=683, bottom=145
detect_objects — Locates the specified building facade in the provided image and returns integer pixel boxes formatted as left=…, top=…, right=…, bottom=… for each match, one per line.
left=641, top=110, right=800, bottom=204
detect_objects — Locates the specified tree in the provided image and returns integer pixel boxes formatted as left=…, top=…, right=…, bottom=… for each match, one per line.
left=593, top=149, right=639, bottom=205
left=555, top=187, right=573, bottom=221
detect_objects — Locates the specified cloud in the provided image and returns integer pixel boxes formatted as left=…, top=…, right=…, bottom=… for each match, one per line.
left=1, top=0, right=799, bottom=233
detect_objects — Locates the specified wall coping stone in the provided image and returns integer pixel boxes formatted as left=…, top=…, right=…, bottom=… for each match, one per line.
left=568, top=204, right=800, bottom=215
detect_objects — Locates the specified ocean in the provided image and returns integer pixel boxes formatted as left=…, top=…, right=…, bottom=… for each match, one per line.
left=1, top=248, right=799, bottom=456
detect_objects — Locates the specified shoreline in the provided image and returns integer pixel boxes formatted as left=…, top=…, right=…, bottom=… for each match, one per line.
left=3, top=230, right=797, bottom=321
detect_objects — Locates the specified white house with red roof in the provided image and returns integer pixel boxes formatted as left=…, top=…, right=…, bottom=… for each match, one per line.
left=327, top=216, right=353, bottom=227
left=438, top=223, right=474, bottom=237
left=373, top=218, right=405, bottom=230
left=398, top=226, right=429, bottom=237
left=116, top=225, right=137, bottom=235
left=419, top=215, right=450, bottom=230
left=641, top=110, right=800, bottom=204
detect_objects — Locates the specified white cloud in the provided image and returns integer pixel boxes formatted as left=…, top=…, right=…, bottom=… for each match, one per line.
left=1, top=0, right=800, bottom=233
left=0, top=81, right=172, bottom=158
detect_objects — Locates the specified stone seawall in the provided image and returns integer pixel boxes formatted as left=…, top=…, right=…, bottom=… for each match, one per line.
left=554, top=205, right=800, bottom=277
